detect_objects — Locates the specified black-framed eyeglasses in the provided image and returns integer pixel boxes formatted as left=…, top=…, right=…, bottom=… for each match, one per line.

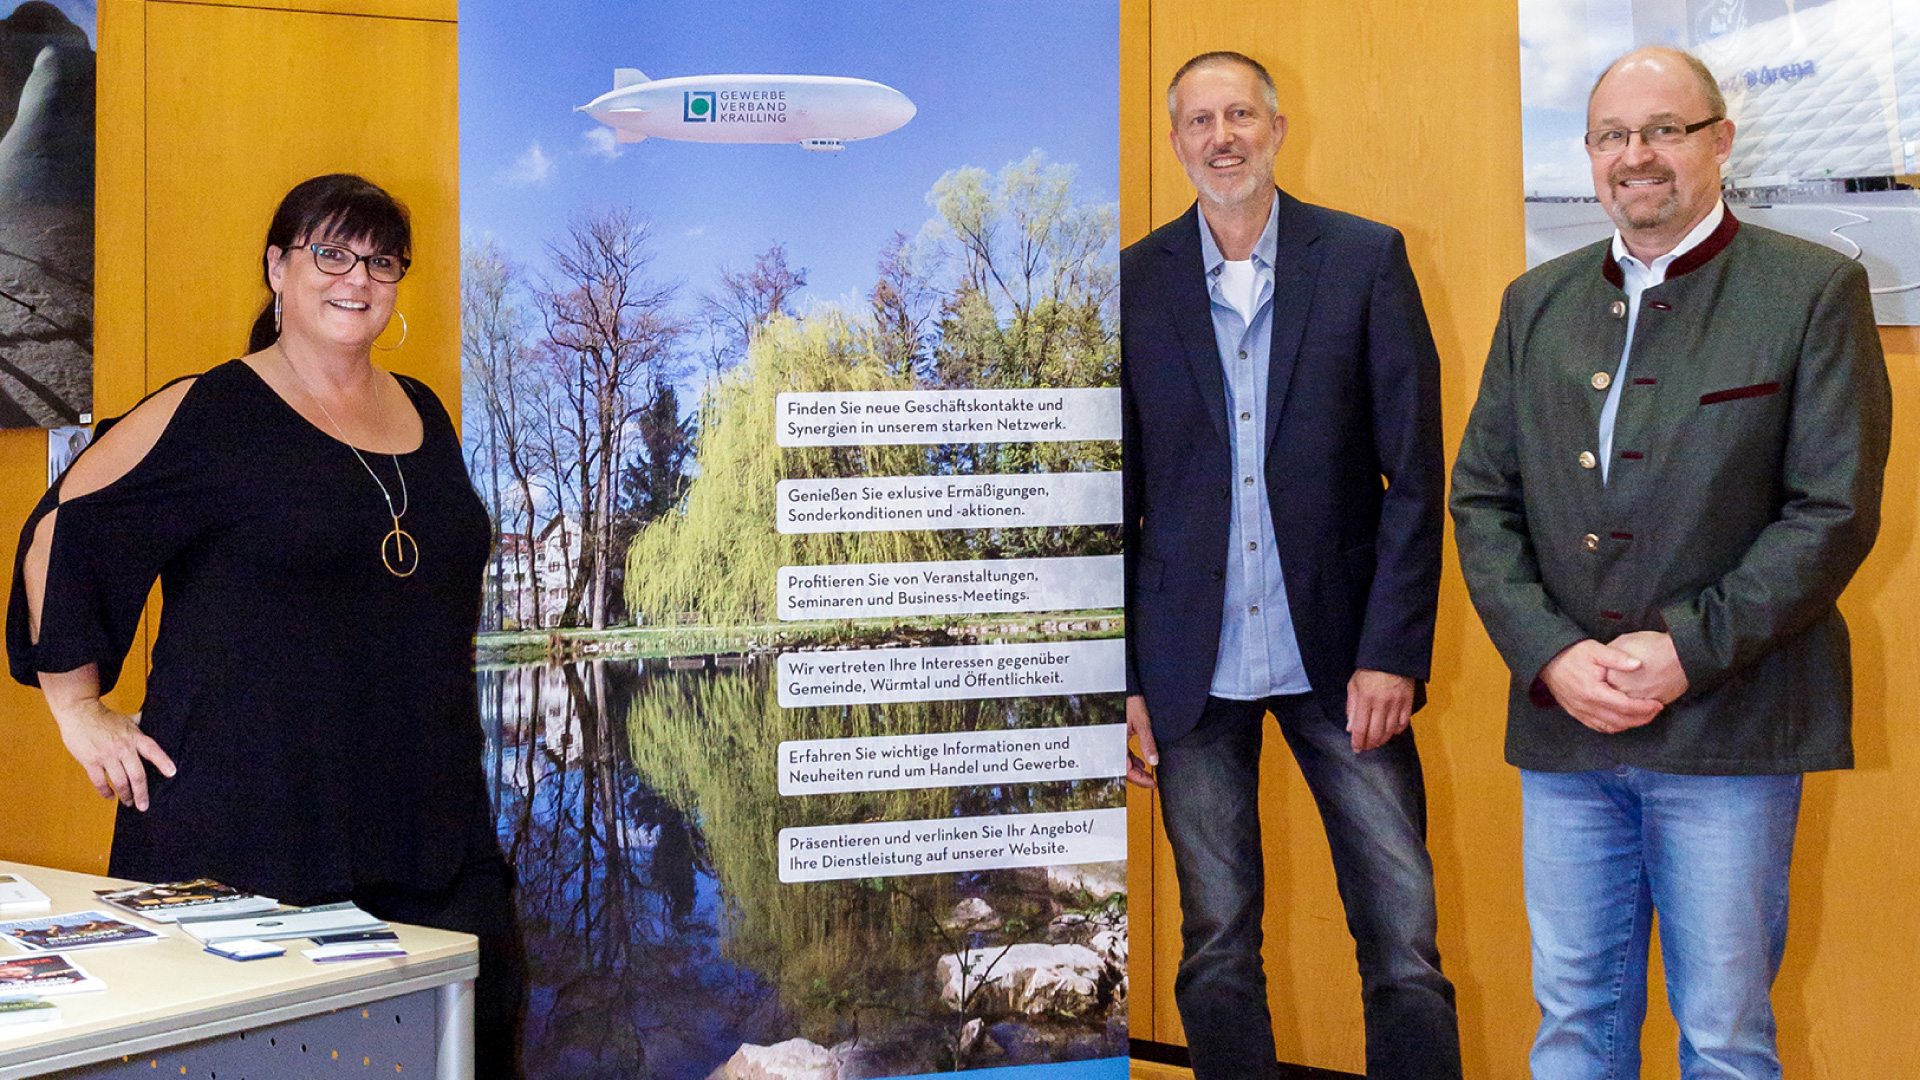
left=1584, top=117, right=1722, bottom=155
left=306, top=242, right=410, bottom=283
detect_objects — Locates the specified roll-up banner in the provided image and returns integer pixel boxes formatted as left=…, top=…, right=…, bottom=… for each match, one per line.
left=460, top=4, right=1125, bottom=1077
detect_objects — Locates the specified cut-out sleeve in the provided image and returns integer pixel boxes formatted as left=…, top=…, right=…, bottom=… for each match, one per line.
left=7, top=393, right=214, bottom=694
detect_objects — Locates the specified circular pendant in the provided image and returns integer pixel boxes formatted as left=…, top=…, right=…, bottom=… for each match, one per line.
left=382, top=525, right=420, bottom=578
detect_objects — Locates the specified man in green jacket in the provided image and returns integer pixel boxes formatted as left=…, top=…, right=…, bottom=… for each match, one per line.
left=1452, top=47, right=1890, bottom=1079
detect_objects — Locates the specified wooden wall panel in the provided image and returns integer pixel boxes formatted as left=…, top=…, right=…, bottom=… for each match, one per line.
left=1128, top=3, right=1920, bottom=1078
left=0, top=0, right=458, bottom=874
left=0, top=0, right=149, bottom=875
left=142, top=2, right=459, bottom=406
left=155, top=0, right=456, bottom=22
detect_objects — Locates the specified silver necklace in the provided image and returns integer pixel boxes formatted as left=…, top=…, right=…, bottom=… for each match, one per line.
left=276, top=342, right=418, bottom=578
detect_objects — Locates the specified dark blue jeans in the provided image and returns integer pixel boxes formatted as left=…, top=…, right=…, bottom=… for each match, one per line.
left=1157, top=694, right=1461, bottom=1080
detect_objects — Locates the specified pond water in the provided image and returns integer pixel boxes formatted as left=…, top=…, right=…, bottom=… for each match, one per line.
left=480, top=659, right=786, bottom=1079
left=478, top=656, right=1127, bottom=1079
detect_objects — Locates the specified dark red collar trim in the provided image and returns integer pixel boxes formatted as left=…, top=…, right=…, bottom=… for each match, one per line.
left=1600, top=206, right=1741, bottom=288
left=1666, top=208, right=1740, bottom=279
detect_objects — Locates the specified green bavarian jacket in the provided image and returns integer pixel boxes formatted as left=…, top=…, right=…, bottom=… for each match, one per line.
left=1451, top=212, right=1891, bottom=775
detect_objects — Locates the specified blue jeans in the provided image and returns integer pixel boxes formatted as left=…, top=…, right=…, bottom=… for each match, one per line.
left=1522, top=767, right=1803, bottom=1080
left=1157, top=694, right=1461, bottom=1080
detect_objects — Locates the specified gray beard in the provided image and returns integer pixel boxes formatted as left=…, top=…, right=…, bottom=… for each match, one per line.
left=1606, top=187, right=1681, bottom=232
left=1198, top=170, right=1268, bottom=211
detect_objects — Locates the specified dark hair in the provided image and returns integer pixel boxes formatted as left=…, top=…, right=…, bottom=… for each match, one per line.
left=1167, top=50, right=1278, bottom=121
left=248, top=173, right=413, bottom=354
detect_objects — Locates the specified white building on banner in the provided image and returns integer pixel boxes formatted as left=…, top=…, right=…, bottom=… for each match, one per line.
left=492, top=519, right=582, bottom=630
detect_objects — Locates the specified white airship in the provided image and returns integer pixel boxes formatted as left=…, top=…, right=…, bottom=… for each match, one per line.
left=578, top=70, right=916, bottom=152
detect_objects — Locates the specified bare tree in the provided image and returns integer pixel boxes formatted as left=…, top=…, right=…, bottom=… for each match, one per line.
left=535, top=209, right=680, bottom=629
left=696, top=243, right=806, bottom=381
left=462, top=241, right=554, bottom=630
left=870, top=230, right=940, bottom=378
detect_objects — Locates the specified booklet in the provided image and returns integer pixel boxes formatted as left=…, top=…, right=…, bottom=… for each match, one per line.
left=0, top=995, right=60, bottom=1030
left=0, top=875, right=51, bottom=915
left=203, top=939, right=286, bottom=962
left=94, top=879, right=278, bottom=924
left=302, top=940, right=407, bottom=963
left=176, top=902, right=386, bottom=945
left=0, top=953, right=105, bottom=996
left=0, top=910, right=163, bottom=953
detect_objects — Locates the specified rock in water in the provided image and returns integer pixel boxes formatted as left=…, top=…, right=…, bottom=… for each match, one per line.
left=1044, top=860, right=1125, bottom=901
left=938, top=942, right=1107, bottom=1017
left=941, top=896, right=1001, bottom=932
left=722, top=1037, right=840, bottom=1080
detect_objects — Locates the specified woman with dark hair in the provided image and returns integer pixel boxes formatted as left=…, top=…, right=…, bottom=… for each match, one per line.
left=7, top=174, right=524, bottom=1077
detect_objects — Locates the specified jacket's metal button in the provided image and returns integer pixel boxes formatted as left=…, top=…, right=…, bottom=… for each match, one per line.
left=1579, top=450, right=1597, bottom=469
left=1592, top=371, right=1612, bottom=390
left=1582, top=533, right=1600, bottom=552
left=1610, top=300, right=1627, bottom=317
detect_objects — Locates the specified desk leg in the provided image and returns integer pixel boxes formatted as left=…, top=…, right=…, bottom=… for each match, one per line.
left=437, top=978, right=475, bottom=1080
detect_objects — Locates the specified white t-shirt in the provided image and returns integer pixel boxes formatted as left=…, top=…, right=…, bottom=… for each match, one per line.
left=1217, top=258, right=1260, bottom=326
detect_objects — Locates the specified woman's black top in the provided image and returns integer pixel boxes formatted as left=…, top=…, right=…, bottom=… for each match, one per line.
left=7, top=360, right=497, bottom=904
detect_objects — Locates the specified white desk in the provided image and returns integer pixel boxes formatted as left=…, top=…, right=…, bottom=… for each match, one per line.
left=0, top=860, right=477, bottom=1079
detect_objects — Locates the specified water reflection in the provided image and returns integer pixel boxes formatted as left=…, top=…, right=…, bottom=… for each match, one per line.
left=479, top=656, right=1127, bottom=1079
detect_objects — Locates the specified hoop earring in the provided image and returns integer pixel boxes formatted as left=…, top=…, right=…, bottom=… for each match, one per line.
left=273, top=292, right=282, bottom=335
left=373, top=310, right=408, bottom=352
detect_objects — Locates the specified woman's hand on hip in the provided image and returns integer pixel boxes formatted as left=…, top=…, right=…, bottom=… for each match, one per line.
left=43, top=667, right=176, bottom=810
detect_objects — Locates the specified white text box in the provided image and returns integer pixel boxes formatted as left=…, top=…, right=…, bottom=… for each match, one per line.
left=776, top=472, right=1121, bottom=534
left=779, top=808, right=1127, bottom=882
left=779, top=723, right=1126, bottom=796
left=777, top=556, right=1122, bottom=621
left=775, top=389, right=1120, bottom=446
left=777, top=640, right=1125, bottom=708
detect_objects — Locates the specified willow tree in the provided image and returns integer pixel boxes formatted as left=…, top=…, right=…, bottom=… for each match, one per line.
left=922, top=151, right=1120, bottom=485
left=626, top=311, right=949, bottom=627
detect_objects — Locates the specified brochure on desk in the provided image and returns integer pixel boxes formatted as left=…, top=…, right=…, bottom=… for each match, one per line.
left=0, top=875, right=51, bottom=914
left=0, top=910, right=160, bottom=953
left=0, top=953, right=104, bottom=995
left=94, top=879, right=278, bottom=923
left=461, top=2, right=1126, bottom=1077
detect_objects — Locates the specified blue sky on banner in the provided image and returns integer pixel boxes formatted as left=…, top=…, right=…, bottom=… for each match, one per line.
left=459, top=0, right=1120, bottom=317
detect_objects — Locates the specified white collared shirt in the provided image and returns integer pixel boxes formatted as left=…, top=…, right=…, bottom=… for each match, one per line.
left=1598, top=201, right=1726, bottom=483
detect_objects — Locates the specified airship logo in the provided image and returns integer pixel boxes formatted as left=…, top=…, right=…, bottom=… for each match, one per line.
left=579, top=69, right=915, bottom=152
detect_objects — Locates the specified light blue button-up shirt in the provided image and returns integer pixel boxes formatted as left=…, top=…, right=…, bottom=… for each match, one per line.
left=1598, top=201, right=1724, bottom=483
left=1198, top=200, right=1312, bottom=699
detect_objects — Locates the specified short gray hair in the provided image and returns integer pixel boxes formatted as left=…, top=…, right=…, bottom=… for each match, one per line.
left=1589, top=47, right=1728, bottom=120
left=1167, top=51, right=1279, bottom=122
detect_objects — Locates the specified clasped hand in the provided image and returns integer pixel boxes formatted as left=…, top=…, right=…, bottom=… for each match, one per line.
left=1539, top=630, right=1688, bottom=735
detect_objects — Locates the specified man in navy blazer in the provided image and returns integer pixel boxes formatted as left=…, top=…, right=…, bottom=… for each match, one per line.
left=1121, top=52, right=1458, bottom=1080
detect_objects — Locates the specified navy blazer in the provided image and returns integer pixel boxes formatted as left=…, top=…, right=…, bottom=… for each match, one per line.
left=1121, top=191, right=1445, bottom=743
